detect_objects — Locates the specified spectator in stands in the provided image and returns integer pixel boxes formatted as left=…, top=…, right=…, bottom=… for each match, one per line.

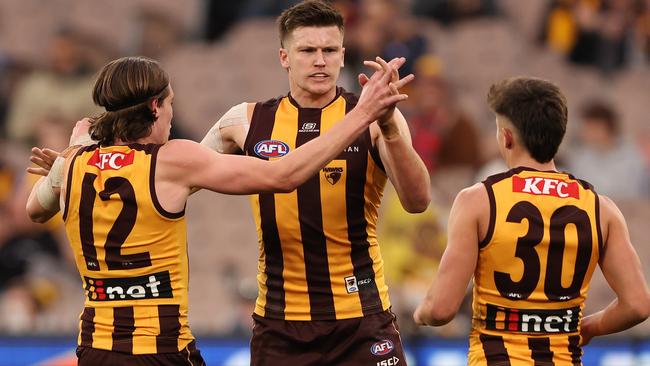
left=412, top=0, right=498, bottom=26
left=569, top=0, right=636, bottom=73
left=405, top=55, right=481, bottom=174
left=566, top=99, right=646, bottom=199
left=5, top=27, right=101, bottom=145
left=635, top=0, right=650, bottom=64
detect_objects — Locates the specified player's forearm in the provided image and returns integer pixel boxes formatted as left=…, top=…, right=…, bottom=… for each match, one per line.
left=274, top=108, right=371, bottom=190
left=382, top=135, right=431, bottom=213
left=582, top=297, right=650, bottom=341
left=26, top=177, right=60, bottom=223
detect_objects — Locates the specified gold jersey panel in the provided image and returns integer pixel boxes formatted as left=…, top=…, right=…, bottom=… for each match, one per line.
left=469, top=167, right=602, bottom=365
left=63, top=144, right=194, bottom=354
left=244, top=88, right=390, bottom=320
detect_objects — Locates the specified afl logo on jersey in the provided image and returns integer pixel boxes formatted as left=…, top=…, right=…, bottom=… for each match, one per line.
left=254, top=140, right=290, bottom=158
left=371, top=340, right=394, bottom=356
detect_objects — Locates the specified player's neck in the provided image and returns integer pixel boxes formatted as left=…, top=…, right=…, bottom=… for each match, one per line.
left=289, top=87, right=337, bottom=109
left=508, top=155, right=557, bottom=172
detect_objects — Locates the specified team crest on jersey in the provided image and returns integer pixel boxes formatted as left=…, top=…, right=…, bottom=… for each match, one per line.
left=87, top=150, right=135, bottom=171
left=344, top=276, right=358, bottom=293
left=323, top=167, right=343, bottom=185
left=254, top=140, right=290, bottom=158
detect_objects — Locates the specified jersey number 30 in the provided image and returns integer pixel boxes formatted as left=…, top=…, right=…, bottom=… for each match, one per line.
left=494, top=201, right=593, bottom=301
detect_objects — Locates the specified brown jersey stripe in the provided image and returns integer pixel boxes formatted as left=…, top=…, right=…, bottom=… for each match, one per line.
left=157, top=304, right=181, bottom=353
left=251, top=100, right=286, bottom=319
left=347, top=129, right=382, bottom=314
left=112, top=306, right=135, bottom=353
left=594, top=192, right=604, bottom=255
left=295, top=107, right=335, bottom=319
left=79, top=172, right=100, bottom=271
left=80, top=307, right=95, bottom=347
left=568, top=335, right=582, bottom=365
left=62, top=145, right=88, bottom=221
left=528, top=337, right=554, bottom=365
left=150, top=145, right=184, bottom=219
left=479, top=334, right=512, bottom=365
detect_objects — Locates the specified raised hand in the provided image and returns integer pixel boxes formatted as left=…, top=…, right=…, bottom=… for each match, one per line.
left=359, top=57, right=412, bottom=137
left=356, top=56, right=414, bottom=125
left=69, top=117, right=94, bottom=146
left=27, top=147, right=60, bottom=176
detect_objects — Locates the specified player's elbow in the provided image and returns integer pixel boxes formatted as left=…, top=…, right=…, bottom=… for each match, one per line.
left=630, top=290, right=650, bottom=322
left=26, top=201, right=50, bottom=224
left=402, top=190, right=431, bottom=213
left=415, top=301, right=456, bottom=326
left=428, top=306, right=457, bottom=326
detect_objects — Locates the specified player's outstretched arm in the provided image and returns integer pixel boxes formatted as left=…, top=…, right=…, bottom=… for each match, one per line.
left=413, top=183, right=485, bottom=326
left=166, top=58, right=414, bottom=195
left=580, top=195, right=650, bottom=345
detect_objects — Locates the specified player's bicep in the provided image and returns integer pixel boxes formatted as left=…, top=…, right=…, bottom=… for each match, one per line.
left=429, top=186, right=484, bottom=309
left=183, top=142, right=279, bottom=194
left=598, top=196, right=649, bottom=302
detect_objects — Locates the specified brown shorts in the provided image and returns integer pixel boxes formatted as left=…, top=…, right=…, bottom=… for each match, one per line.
left=76, top=340, right=205, bottom=366
left=250, top=309, right=406, bottom=366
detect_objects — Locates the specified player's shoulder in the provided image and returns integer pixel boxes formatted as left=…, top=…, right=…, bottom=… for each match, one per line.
left=159, top=139, right=203, bottom=158
left=455, top=182, right=489, bottom=205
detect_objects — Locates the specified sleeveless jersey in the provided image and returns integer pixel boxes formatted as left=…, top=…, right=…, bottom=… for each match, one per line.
left=469, top=167, right=602, bottom=365
left=63, top=143, right=194, bottom=354
left=243, top=87, right=391, bottom=321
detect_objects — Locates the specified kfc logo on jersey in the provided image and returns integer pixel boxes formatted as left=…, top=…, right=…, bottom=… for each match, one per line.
left=323, top=167, right=343, bottom=185
left=254, top=140, right=290, bottom=158
left=485, top=304, right=580, bottom=334
left=87, top=150, right=135, bottom=171
left=512, top=176, right=579, bottom=199
left=371, top=340, right=394, bottom=356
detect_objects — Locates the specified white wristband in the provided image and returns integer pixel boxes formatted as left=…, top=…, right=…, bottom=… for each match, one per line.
left=49, top=156, right=65, bottom=188
left=35, top=178, right=59, bottom=212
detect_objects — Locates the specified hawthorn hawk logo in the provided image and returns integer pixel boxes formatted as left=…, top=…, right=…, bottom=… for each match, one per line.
left=323, top=167, right=343, bottom=185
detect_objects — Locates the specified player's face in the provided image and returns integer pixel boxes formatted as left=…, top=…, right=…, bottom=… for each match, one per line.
left=152, top=85, right=174, bottom=144
left=280, top=26, right=345, bottom=101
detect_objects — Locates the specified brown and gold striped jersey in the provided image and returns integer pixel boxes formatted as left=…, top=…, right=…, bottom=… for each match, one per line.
left=63, top=144, right=194, bottom=354
left=469, top=167, right=602, bottom=365
left=244, top=88, right=391, bottom=321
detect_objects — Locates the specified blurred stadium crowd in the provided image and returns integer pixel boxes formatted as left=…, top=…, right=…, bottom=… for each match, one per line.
left=0, top=0, right=648, bottom=342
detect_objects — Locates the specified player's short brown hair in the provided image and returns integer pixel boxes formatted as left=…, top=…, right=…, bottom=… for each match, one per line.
left=277, top=0, right=344, bottom=47
left=90, top=56, right=170, bottom=146
left=488, top=77, right=567, bottom=163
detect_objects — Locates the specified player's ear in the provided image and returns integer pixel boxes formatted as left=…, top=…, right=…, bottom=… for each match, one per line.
left=279, top=48, right=290, bottom=70
left=341, top=47, right=345, bottom=68
left=503, top=127, right=514, bottom=149
left=150, top=99, right=160, bottom=119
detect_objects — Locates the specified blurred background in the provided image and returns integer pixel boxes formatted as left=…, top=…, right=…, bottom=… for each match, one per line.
left=0, top=0, right=648, bottom=365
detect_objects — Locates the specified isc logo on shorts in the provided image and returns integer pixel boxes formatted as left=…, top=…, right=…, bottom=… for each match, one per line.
left=376, top=356, right=399, bottom=366
left=254, top=140, right=290, bottom=158
left=87, top=150, right=135, bottom=171
left=371, top=340, right=394, bottom=356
